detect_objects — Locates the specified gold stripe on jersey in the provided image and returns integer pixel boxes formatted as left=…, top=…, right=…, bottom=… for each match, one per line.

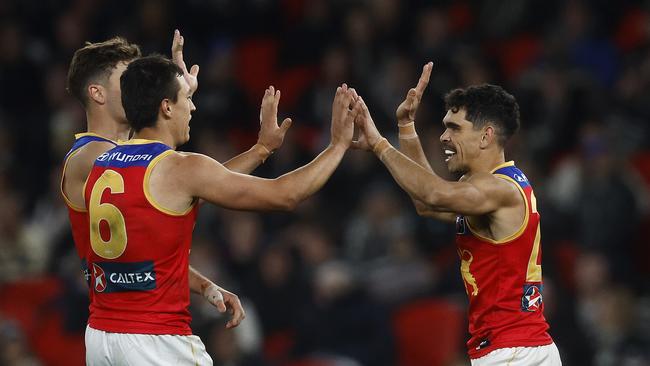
left=121, top=138, right=167, bottom=146
left=490, top=160, right=516, bottom=173
left=61, top=147, right=87, bottom=212
left=143, top=150, right=197, bottom=216
left=465, top=174, right=530, bottom=245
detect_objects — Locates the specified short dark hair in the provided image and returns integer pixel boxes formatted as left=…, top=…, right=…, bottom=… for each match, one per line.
left=120, top=55, right=183, bottom=132
left=444, top=84, right=520, bottom=146
left=66, top=37, right=141, bottom=107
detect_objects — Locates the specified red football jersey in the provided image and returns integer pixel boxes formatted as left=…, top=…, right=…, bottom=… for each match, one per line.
left=61, top=133, right=117, bottom=288
left=84, top=139, right=198, bottom=335
left=455, top=161, right=553, bottom=359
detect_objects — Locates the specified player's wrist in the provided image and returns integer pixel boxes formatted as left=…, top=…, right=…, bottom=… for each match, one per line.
left=397, top=118, right=414, bottom=127
left=398, top=121, right=418, bottom=139
left=372, top=137, right=391, bottom=160
left=253, top=143, right=273, bottom=162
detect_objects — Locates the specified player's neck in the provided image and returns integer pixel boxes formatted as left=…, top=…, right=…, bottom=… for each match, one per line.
left=86, top=110, right=131, bottom=141
left=133, top=126, right=176, bottom=149
left=468, top=150, right=505, bottom=175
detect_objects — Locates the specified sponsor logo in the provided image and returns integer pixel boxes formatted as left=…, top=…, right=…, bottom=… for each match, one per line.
left=521, top=284, right=543, bottom=312
left=96, top=152, right=153, bottom=163
left=93, top=263, right=107, bottom=293
left=513, top=173, right=528, bottom=183
left=91, top=261, right=156, bottom=293
left=475, top=338, right=490, bottom=350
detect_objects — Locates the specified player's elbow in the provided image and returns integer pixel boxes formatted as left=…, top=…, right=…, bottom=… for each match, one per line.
left=276, top=195, right=300, bottom=211
left=422, top=190, right=450, bottom=211
left=413, top=199, right=431, bottom=216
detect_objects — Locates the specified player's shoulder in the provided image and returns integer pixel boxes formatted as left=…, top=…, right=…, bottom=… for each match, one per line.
left=464, top=171, right=521, bottom=201
left=66, top=140, right=116, bottom=176
left=157, top=151, right=224, bottom=172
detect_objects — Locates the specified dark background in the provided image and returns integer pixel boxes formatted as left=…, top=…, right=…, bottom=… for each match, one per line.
left=0, top=0, right=649, bottom=365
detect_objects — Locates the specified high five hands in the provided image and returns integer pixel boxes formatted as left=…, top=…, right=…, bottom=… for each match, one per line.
left=353, top=62, right=433, bottom=150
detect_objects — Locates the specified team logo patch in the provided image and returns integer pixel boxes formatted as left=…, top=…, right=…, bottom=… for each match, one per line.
left=456, top=216, right=466, bottom=234
left=91, top=261, right=157, bottom=293
left=521, top=284, right=543, bottom=312
left=93, top=263, right=107, bottom=293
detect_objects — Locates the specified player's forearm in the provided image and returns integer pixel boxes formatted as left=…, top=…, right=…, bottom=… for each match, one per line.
left=275, top=143, right=347, bottom=209
left=188, top=265, right=214, bottom=295
left=374, top=139, right=450, bottom=208
left=223, top=144, right=271, bottom=174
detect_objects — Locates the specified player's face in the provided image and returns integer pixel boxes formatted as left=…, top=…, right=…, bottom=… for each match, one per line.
left=439, top=108, right=483, bottom=174
left=105, top=61, right=130, bottom=124
left=170, top=75, right=196, bottom=146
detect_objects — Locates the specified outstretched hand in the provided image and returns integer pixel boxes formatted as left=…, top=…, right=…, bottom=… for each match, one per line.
left=257, top=86, right=293, bottom=152
left=396, top=62, right=432, bottom=125
left=171, top=29, right=200, bottom=94
left=330, top=84, right=359, bottom=149
left=203, top=284, right=246, bottom=329
left=352, top=96, right=382, bottom=150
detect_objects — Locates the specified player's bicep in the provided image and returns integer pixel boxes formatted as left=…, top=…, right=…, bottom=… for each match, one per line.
left=183, top=154, right=292, bottom=211
left=423, top=176, right=509, bottom=216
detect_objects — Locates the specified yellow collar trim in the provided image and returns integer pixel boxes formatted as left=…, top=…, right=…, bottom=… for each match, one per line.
left=74, top=132, right=115, bottom=142
left=120, top=138, right=168, bottom=146
left=490, top=160, right=515, bottom=173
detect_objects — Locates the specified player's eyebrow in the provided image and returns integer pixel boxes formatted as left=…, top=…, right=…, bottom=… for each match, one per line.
left=444, top=121, right=461, bottom=129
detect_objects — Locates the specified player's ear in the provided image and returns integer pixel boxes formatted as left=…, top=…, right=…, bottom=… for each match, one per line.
left=161, top=98, right=173, bottom=118
left=480, top=125, right=495, bottom=149
left=88, top=84, right=106, bottom=105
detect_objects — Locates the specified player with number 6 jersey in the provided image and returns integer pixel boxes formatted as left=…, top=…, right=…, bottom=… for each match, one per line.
left=84, top=141, right=197, bottom=334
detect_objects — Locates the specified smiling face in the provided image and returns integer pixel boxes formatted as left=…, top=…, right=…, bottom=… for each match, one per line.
left=439, top=108, right=485, bottom=174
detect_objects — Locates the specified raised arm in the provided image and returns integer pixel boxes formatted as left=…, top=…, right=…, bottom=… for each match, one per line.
left=393, top=62, right=456, bottom=221
left=174, top=85, right=357, bottom=212
left=354, top=97, right=514, bottom=217
left=223, top=86, right=292, bottom=173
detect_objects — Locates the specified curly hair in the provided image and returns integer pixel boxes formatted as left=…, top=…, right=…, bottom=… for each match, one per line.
left=66, top=37, right=141, bottom=107
left=444, top=84, right=520, bottom=147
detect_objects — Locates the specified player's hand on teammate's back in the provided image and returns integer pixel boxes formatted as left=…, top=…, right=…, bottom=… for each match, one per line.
left=202, top=284, right=246, bottom=329
left=352, top=96, right=382, bottom=150
left=330, top=84, right=359, bottom=149
left=171, top=29, right=199, bottom=94
left=396, top=62, right=433, bottom=125
left=257, top=86, right=293, bottom=152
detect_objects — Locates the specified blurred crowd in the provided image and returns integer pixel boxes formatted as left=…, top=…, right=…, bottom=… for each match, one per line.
left=1, top=0, right=649, bottom=365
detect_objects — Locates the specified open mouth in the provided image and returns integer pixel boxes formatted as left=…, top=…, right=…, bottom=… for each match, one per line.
left=444, top=149, right=456, bottom=162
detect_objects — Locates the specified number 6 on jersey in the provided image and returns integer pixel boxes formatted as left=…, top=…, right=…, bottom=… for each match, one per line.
left=89, top=169, right=128, bottom=259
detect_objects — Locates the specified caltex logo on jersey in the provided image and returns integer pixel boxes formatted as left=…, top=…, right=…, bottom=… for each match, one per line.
left=93, top=263, right=107, bottom=293
left=521, top=284, right=543, bottom=312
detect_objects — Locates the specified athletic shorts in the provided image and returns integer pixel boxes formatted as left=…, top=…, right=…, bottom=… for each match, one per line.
left=85, top=325, right=213, bottom=365
left=471, top=343, right=562, bottom=366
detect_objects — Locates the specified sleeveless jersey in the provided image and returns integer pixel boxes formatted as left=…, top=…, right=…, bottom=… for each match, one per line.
left=84, top=139, right=198, bottom=335
left=455, top=161, right=552, bottom=359
left=61, top=133, right=116, bottom=287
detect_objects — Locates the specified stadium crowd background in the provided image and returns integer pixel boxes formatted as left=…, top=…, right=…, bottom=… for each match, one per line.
left=1, top=0, right=649, bottom=365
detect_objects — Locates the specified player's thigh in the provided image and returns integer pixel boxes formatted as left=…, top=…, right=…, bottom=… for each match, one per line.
left=85, top=326, right=213, bottom=366
left=471, top=343, right=562, bottom=366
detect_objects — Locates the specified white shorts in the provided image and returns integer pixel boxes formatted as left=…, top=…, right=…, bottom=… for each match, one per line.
left=471, top=343, right=562, bottom=366
left=85, top=325, right=213, bottom=366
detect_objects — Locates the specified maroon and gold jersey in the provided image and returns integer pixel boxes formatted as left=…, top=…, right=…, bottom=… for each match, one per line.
left=84, top=139, right=198, bottom=335
left=61, top=133, right=117, bottom=287
left=455, top=161, right=552, bottom=359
